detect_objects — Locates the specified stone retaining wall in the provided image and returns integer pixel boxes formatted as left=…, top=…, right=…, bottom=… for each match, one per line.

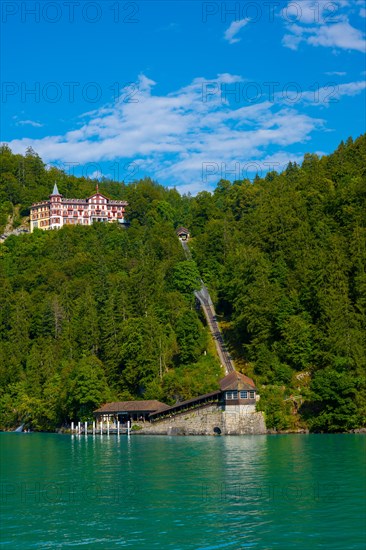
left=137, top=404, right=266, bottom=435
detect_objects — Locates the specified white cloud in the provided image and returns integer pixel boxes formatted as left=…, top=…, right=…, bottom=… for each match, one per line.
left=282, top=30, right=303, bottom=50
left=16, top=120, right=44, bottom=128
left=5, top=74, right=327, bottom=189
left=272, top=80, right=366, bottom=108
left=325, top=71, right=347, bottom=76
left=283, top=20, right=366, bottom=52
left=87, top=170, right=104, bottom=180
left=281, top=1, right=350, bottom=25
left=281, top=1, right=366, bottom=53
left=298, top=80, right=366, bottom=106
left=359, top=7, right=366, bottom=18
left=308, top=21, right=366, bottom=52
left=224, top=18, right=250, bottom=44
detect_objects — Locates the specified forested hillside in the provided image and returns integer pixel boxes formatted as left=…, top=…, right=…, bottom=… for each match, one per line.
left=0, top=135, right=365, bottom=432
left=188, top=135, right=366, bottom=432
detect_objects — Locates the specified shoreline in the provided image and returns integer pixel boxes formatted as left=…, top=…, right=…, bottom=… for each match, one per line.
left=1, top=427, right=365, bottom=435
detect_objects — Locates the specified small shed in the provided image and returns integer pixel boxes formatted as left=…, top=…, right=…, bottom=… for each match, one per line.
left=176, top=226, right=190, bottom=241
left=219, top=372, right=257, bottom=406
left=94, top=400, right=169, bottom=422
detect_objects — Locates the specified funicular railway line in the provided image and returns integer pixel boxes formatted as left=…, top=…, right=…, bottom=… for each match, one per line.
left=179, top=235, right=235, bottom=374
left=194, top=286, right=235, bottom=374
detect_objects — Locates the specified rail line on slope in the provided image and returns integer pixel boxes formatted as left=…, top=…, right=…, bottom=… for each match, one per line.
left=179, top=239, right=235, bottom=374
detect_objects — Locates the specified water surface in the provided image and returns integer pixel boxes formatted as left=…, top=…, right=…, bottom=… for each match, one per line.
left=1, top=433, right=365, bottom=549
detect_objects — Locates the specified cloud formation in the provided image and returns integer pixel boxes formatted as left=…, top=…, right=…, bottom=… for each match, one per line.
left=5, top=74, right=365, bottom=190
left=224, top=18, right=250, bottom=44
left=282, top=1, right=366, bottom=53
left=16, top=120, right=44, bottom=128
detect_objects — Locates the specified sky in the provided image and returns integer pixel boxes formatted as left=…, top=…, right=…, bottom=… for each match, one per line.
left=1, top=0, right=365, bottom=194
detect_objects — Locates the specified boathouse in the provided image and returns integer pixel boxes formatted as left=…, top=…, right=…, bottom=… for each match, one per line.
left=92, top=372, right=264, bottom=435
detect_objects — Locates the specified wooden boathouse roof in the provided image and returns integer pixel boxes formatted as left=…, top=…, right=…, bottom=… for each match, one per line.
left=94, top=400, right=169, bottom=414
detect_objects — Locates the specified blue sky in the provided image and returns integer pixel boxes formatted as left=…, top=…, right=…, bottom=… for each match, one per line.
left=1, top=0, right=365, bottom=193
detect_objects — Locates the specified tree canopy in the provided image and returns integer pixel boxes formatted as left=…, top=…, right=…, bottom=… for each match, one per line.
left=0, top=134, right=365, bottom=432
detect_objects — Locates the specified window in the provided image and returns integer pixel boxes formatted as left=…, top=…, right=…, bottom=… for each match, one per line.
left=226, top=391, right=238, bottom=400
left=249, top=391, right=255, bottom=399
left=240, top=391, right=248, bottom=399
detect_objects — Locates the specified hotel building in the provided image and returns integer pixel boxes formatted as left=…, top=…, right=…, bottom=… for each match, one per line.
left=30, top=184, right=128, bottom=232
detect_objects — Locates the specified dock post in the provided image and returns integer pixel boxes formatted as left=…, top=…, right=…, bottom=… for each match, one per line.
left=107, top=419, right=110, bottom=435
left=117, top=421, right=120, bottom=436
left=93, top=421, right=95, bottom=435
left=71, top=421, right=74, bottom=433
left=127, top=420, right=131, bottom=436
left=85, top=421, right=88, bottom=435
left=100, top=421, right=103, bottom=435
left=78, top=421, right=81, bottom=435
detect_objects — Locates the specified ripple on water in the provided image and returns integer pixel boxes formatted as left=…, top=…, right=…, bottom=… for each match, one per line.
left=0, top=434, right=365, bottom=549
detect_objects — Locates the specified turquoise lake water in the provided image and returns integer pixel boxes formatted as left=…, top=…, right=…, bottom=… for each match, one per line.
left=0, top=433, right=365, bottom=549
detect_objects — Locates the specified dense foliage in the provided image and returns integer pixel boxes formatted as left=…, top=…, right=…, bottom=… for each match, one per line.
left=189, top=135, right=366, bottom=432
left=0, top=135, right=365, bottom=432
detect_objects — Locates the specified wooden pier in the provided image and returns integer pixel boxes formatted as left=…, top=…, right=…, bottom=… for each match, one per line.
left=70, top=420, right=131, bottom=436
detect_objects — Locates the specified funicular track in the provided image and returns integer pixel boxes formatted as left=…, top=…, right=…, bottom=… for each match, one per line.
left=179, top=239, right=235, bottom=374
left=194, top=285, right=235, bottom=374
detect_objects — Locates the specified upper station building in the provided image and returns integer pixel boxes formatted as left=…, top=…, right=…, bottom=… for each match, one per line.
left=30, top=184, right=128, bottom=232
left=176, top=226, right=190, bottom=241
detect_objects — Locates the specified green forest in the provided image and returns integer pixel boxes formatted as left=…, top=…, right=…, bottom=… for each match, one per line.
left=0, top=135, right=365, bottom=432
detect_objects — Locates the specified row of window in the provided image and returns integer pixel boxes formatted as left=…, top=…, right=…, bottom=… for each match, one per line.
left=55, top=206, right=124, bottom=211
left=32, top=214, right=49, bottom=220
left=35, top=211, right=124, bottom=219
left=34, top=218, right=125, bottom=228
left=226, top=390, right=255, bottom=400
left=35, top=205, right=125, bottom=214
left=45, top=213, right=124, bottom=222
left=61, top=204, right=124, bottom=210
left=63, top=219, right=89, bottom=225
